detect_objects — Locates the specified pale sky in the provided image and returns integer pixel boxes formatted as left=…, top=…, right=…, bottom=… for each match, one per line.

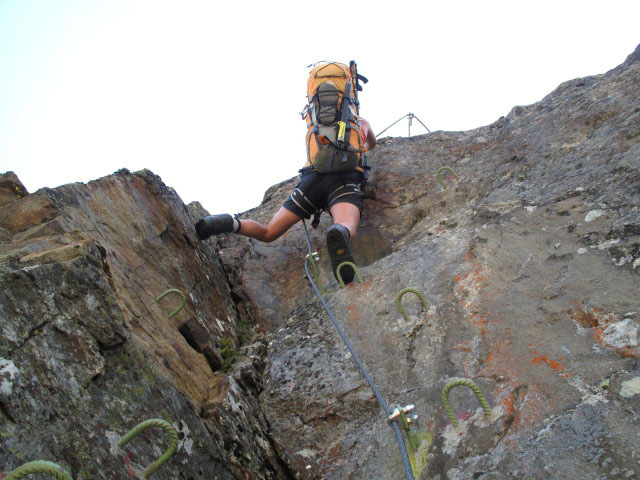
left=1, top=0, right=638, bottom=214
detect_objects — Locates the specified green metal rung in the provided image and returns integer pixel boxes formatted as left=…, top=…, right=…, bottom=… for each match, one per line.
left=395, top=288, right=430, bottom=323
left=441, top=378, right=491, bottom=427
left=156, top=289, right=186, bottom=319
left=118, top=418, right=179, bottom=478
left=5, top=460, right=73, bottom=480
left=336, top=261, right=363, bottom=288
left=436, top=166, right=459, bottom=189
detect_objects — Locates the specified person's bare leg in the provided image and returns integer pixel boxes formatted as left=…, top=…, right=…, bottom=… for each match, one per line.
left=328, top=202, right=360, bottom=238
left=239, top=207, right=302, bottom=243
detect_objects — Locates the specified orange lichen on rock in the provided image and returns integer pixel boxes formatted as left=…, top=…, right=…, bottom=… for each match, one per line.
left=503, top=396, right=515, bottom=418
left=568, top=306, right=639, bottom=358
left=484, top=351, right=495, bottom=365
left=455, top=251, right=565, bottom=442
left=572, top=307, right=600, bottom=328
left=470, top=312, right=489, bottom=326
left=530, top=354, right=565, bottom=372
left=455, top=267, right=485, bottom=299
left=453, top=339, right=472, bottom=352
left=614, top=347, right=639, bottom=359
left=454, top=254, right=488, bottom=332
left=528, top=344, right=566, bottom=373
left=347, top=303, right=360, bottom=324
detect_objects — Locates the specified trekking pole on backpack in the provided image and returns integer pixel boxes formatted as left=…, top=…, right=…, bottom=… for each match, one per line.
left=349, top=60, right=368, bottom=102
left=337, top=80, right=352, bottom=146
left=336, top=80, right=353, bottom=166
left=349, top=61, right=360, bottom=106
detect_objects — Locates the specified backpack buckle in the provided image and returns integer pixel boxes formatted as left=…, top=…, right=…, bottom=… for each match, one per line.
left=318, top=135, right=331, bottom=145
left=299, top=104, right=311, bottom=120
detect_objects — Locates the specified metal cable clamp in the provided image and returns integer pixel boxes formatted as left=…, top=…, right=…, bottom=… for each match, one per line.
left=388, top=404, right=417, bottom=427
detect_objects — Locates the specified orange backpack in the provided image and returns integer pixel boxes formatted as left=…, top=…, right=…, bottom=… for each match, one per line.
left=302, top=61, right=368, bottom=173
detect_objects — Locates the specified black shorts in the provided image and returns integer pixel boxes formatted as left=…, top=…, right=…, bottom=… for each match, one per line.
left=282, top=170, right=364, bottom=219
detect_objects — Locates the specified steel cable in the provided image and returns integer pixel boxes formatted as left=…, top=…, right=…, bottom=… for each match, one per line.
left=377, top=113, right=431, bottom=137
left=304, top=258, right=414, bottom=480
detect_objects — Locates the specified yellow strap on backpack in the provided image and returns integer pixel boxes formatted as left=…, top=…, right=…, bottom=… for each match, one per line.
left=337, top=121, right=347, bottom=143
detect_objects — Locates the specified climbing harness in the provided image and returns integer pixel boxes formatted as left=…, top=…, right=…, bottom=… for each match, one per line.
left=377, top=113, right=431, bottom=138
left=336, top=261, right=363, bottom=287
left=396, top=288, right=430, bottom=323
left=441, top=378, right=491, bottom=427
left=436, top=166, right=458, bottom=189
left=156, top=289, right=186, bottom=319
left=118, top=418, right=178, bottom=478
left=5, top=461, right=73, bottom=480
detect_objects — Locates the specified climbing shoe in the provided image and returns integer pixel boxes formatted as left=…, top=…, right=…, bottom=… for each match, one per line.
left=195, top=214, right=234, bottom=240
left=326, top=223, right=355, bottom=284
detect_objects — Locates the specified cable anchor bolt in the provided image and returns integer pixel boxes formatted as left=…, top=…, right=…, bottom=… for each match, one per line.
left=388, top=404, right=415, bottom=428
left=305, top=252, right=320, bottom=262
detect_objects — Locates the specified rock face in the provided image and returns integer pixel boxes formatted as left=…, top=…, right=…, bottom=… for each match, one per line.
left=0, top=170, right=290, bottom=479
left=222, top=45, right=640, bottom=479
left=1, top=44, right=639, bottom=480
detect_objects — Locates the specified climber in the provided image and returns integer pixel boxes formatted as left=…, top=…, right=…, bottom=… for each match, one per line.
left=195, top=61, right=376, bottom=284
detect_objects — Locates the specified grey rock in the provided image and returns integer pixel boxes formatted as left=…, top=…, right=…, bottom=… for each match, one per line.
left=179, top=317, right=225, bottom=372
left=248, top=44, right=640, bottom=479
left=2, top=42, right=640, bottom=480
left=0, top=170, right=289, bottom=479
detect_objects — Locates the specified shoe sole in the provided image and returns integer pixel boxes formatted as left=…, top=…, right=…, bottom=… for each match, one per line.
left=195, top=219, right=209, bottom=240
left=327, top=226, right=355, bottom=284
